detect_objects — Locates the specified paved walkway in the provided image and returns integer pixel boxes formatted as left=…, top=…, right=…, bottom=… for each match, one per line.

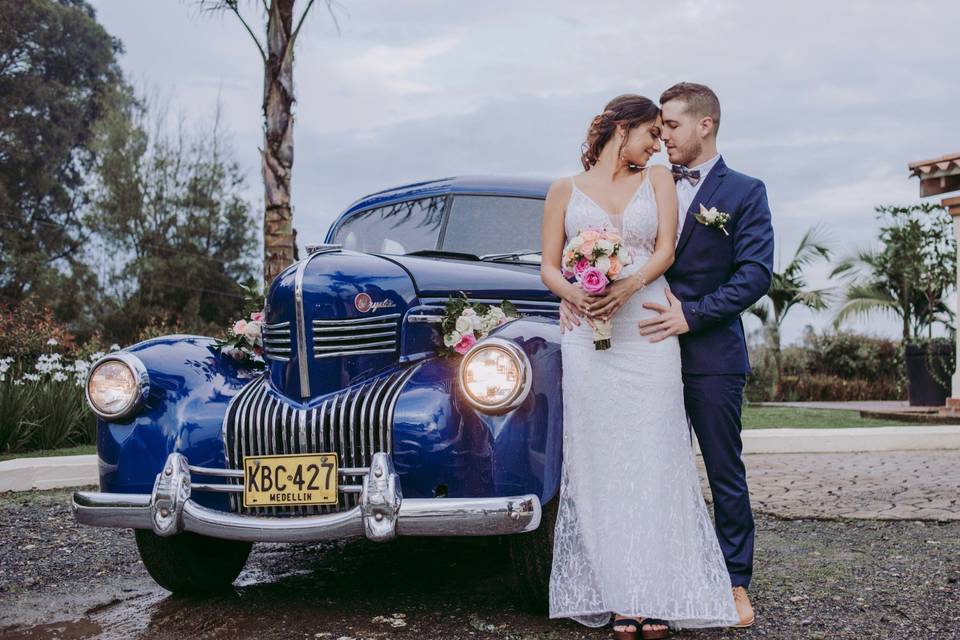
left=758, top=400, right=935, bottom=412
left=697, top=450, right=960, bottom=521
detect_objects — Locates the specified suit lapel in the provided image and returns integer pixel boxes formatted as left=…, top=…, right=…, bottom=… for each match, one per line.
left=675, top=156, right=728, bottom=257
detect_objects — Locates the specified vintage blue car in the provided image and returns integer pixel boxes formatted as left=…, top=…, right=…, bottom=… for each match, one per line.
left=73, top=175, right=563, bottom=606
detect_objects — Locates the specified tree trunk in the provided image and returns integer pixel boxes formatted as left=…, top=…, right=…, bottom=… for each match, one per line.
left=261, top=0, right=297, bottom=287
left=770, top=319, right=782, bottom=401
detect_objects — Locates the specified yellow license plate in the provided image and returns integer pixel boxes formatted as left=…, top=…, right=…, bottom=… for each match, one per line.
left=242, top=453, right=338, bottom=508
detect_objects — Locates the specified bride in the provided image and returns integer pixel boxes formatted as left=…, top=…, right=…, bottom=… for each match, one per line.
left=539, top=94, right=740, bottom=639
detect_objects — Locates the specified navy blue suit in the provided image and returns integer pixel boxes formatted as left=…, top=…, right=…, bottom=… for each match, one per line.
left=665, top=155, right=774, bottom=589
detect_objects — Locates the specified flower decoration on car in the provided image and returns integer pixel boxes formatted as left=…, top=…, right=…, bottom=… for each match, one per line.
left=214, top=282, right=266, bottom=368
left=438, top=292, right=519, bottom=357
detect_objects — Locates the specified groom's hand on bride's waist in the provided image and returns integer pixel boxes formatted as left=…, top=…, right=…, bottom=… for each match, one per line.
left=639, top=288, right=690, bottom=342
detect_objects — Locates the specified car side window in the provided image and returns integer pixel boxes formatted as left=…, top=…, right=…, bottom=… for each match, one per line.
left=441, top=195, right=543, bottom=260
left=333, top=196, right=446, bottom=254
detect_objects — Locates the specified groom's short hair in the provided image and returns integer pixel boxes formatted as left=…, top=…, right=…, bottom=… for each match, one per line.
left=660, top=82, right=721, bottom=136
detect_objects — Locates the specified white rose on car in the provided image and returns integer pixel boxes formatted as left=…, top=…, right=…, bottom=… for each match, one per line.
left=594, top=255, right=611, bottom=274
left=243, top=320, right=262, bottom=345
left=454, top=314, right=473, bottom=334
left=443, top=330, right=462, bottom=347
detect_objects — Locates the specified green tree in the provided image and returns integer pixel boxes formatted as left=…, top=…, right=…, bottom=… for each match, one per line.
left=87, top=90, right=260, bottom=344
left=200, top=0, right=339, bottom=286
left=749, top=224, right=833, bottom=397
left=833, top=203, right=955, bottom=341
left=0, top=0, right=123, bottom=316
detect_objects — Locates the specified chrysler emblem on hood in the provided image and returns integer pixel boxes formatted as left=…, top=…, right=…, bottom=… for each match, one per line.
left=354, top=292, right=396, bottom=313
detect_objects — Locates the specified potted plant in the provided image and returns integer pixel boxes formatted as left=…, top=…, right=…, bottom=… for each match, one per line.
left=833, top=203, right=956, bottom=406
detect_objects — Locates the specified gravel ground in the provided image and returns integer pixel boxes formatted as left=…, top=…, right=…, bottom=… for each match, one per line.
left=0, top=487, right=958, bottom=639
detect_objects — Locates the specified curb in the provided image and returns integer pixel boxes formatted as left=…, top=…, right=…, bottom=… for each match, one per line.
left=3, top=426, right=960, bottom=492
left=0, top=454, right=98, bottom=492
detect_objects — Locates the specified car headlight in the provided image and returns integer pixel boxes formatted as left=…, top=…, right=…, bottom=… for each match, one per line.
left=457, top=337, right=532, bottom=414
left=85, top=353, right=150, bottom=420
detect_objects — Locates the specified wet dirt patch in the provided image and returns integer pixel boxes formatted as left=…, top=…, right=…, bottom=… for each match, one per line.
left=1, top=488, right=958, bottom=639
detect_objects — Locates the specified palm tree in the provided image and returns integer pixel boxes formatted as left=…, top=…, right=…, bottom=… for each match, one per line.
left=200, top=0, right=340, bottom=286
left=749, top=224, right=833, bottom=397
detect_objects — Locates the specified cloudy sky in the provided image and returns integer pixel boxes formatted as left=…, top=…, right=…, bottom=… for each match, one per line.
left=90, top=0, right=960, bottom=343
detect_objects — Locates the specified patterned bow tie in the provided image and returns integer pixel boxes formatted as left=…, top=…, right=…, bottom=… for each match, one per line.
left=671, top=164, right=701, bottom=186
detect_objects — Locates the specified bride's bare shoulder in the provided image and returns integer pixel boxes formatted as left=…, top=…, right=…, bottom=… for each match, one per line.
left=647, top=165, right=675, bottom=191
left=545, top=175, right=575, bottom=204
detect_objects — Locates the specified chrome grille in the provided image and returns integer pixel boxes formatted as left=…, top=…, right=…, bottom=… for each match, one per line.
left=419, top=297, right=559, bottom=318
left=221, top=365, right=418, bottom=515
left=262, top=321, right=291, bottom=362
left=311, top=313, right=401, bottom=359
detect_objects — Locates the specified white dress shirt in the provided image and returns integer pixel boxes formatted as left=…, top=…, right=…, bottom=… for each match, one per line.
left=676, top=153, right=721, bottom=242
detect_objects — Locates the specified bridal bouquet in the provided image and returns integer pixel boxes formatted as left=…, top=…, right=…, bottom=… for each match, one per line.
left=439, top=292, right=519, bottom=356
left=561, top=225, right=633, bottom=350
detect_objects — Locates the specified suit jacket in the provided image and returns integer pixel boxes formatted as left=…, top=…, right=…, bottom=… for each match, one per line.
left=665, top=156, right=774, bottom=375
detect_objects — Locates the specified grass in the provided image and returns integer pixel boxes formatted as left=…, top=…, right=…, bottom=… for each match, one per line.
left=0, top=444, right=96, bottom=462
left=0, top=409, right=919, bottom=461
left=742, top=405, right=909, bottom=429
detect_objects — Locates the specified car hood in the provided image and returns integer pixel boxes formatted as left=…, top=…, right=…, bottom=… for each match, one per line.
left=378, top=254, right=557, bottom=302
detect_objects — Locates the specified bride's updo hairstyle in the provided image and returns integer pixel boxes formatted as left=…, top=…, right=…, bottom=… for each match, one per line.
left=580, top=94, right=660, bottom=171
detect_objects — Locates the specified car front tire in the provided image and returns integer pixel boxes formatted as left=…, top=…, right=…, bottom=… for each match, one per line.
left=507, top=495, right=557, bottom=613
left=134, top=529, right=252, bottom=594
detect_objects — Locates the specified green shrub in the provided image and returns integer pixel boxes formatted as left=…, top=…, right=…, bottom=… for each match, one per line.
left=747, top=330, right=906, bottom=402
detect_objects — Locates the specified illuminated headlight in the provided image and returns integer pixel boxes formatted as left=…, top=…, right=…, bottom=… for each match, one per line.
left=457, top=338, right=531, bottom=414
left=85, top=353, right=149, bottom=420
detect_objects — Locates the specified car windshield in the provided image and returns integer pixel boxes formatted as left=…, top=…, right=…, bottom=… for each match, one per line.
left=440, top=195, right=543, bottom=263
left=333, top=196, right=446, bottom=254
left=332, top=193, right=544, bottom=263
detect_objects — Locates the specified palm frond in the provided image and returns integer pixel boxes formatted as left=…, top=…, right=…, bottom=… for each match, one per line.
left=785, top=223, right=832, bottom=275
left=748, top=300, right=770, bottom=324
left=832, top=284, right=900, bottom=328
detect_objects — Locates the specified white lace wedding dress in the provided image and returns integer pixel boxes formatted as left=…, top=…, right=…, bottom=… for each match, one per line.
left=548, top=173, right=740, bottom=630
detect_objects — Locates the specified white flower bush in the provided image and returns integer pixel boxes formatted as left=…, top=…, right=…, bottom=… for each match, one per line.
left=0, top=347, right=102, bottom=453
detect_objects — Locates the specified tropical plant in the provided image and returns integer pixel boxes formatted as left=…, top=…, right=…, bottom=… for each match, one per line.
left=832, top=203, right=955, bottom=340
left=748, top=224, right=833, bottom=396
left=199, top=0, right=340, bottom=286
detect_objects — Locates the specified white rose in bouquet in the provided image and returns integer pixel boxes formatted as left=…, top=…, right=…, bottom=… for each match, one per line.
left=595, top=239, right=614, bottom=254
left=594, top=255, right=611, bottom=274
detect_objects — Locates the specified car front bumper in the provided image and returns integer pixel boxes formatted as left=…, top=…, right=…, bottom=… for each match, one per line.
left=72, top=452, right=541, bottom=543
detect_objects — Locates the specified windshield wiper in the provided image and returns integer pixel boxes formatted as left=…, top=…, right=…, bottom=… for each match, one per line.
left=405, top=249, right=480, bottom=261
left=479, top=250, right=542, bottom=262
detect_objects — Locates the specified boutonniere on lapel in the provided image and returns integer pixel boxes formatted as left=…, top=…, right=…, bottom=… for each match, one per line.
left=695, top=204, right=730, bottom=236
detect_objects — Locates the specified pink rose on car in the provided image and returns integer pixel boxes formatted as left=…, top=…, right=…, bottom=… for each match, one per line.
left=454, top=332, right=477, bottom=354
left=580, top=267, right=609, bottom=295
left=232, top=319, right=248, bottom=336
left=250, top=311, right=265, bottom=322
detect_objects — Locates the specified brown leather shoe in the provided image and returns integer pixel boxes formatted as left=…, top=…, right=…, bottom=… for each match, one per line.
left=732, top=586, right=755, bottom=628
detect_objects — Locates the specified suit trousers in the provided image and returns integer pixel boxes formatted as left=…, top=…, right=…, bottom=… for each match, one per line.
left=682, top=372, right=754, bottom=589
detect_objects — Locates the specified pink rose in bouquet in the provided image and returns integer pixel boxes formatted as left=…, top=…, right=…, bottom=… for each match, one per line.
left=579, top=267, right=609, bottom=295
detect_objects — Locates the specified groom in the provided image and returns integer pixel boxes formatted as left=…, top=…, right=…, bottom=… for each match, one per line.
left=558, top=82, right=773, bottom=628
